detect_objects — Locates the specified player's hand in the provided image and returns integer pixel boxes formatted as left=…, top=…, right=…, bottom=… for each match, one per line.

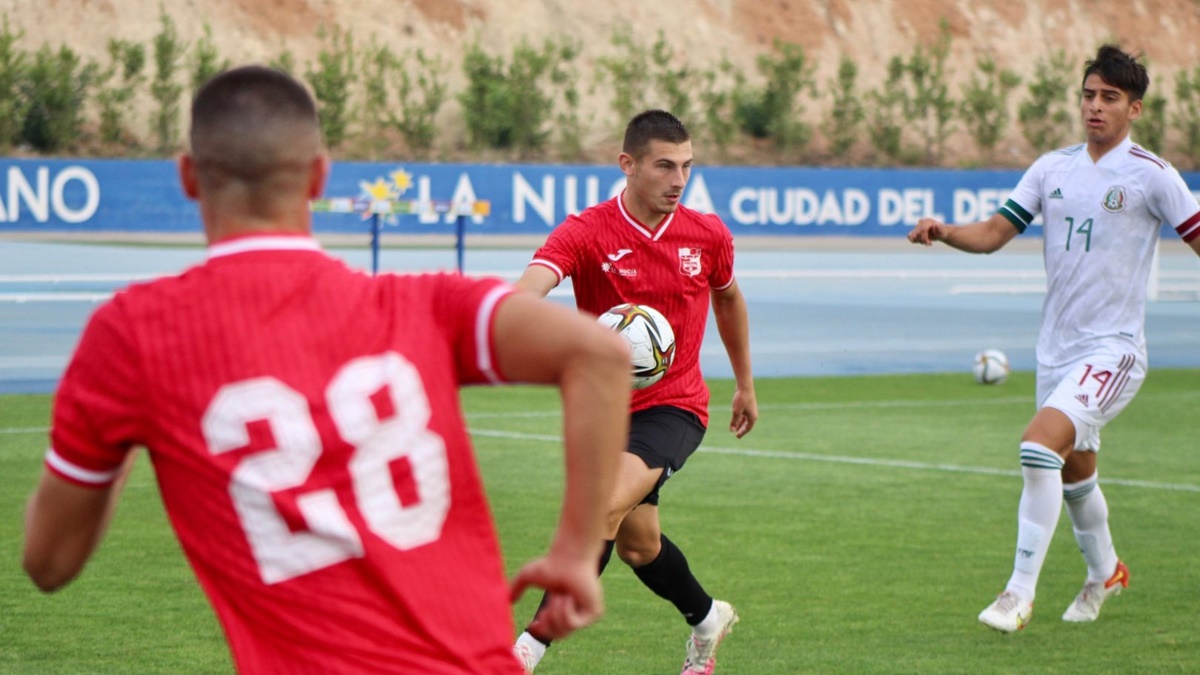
left=907, top=217, right=947, bottom=246
left=509, top=554, right=604, bottom=640
left=730, top=387, right=758, bottom=438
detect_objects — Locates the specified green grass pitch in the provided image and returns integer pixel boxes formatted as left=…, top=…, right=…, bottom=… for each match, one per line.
left=2, top=370, right=1198, bottom=673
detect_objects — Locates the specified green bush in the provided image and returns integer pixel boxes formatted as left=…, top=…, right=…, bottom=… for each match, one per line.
left=190, top=22, right=229, bottom=93
left=150, top=7, right=185, bottom=153
left=306, top=25, right=357, bottom=149
left=96, top=39, right=146, bottom=146
left=734, top=39, right=816, bottom=157
left=458, top=38, right=558, bottom=157
left=959, top=56, right=1021, bottom=164
left=822, top=56, right=865, bottom=159
left=900, top=21, right=956, bottom=164
left=595, top=26, right=650, bottom=132
left=697, top=56, right=741, bottom=159
left=20, top=44, right=96, bottom=152
left=0, top=15, right=26, bottom=150
left=1018, top=49, right=1074, bottom=153
left=1171, top=65, right=1200, bottom=169
left=391, top=47, right=448, bottom=157
left=547, top=37, right=586, bottom=161
left=866, top=56, right=907, bottom=164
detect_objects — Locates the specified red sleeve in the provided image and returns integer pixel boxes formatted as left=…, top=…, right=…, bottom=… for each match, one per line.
left=708, top=215, right=736, bottom=290
left=430, top=274, right=515, bottom=386
left=528, top=214, right=586, bottom=282
left=49, top=298, right=145, bottom=486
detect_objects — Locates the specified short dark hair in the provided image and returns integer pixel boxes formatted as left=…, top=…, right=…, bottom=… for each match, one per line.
left=622, top=110, right=690, bottom=157
left=189, top=66, right=321, bottom=185
left=1082, top=45, right=1149, bottom=102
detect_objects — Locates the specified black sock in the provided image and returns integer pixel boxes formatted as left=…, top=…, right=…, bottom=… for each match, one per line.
left=528, top=539, right=617, bottom=645
left=632, top=534, right=713, bottom=626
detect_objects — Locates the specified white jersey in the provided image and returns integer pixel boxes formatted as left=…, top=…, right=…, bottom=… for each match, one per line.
left=998, top=136, right=1200, bottom=367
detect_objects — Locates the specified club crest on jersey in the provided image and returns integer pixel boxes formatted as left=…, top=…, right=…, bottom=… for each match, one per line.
left=1102, top=186, right=1126, bottom=213
left=678, top=247, right=702, bottom=277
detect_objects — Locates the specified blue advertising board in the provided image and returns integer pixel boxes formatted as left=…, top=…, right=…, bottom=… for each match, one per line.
left=0, top=158, right=1196, bottom=237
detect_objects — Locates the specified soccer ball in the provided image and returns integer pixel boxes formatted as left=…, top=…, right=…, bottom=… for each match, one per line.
left=597, top=303, right=676, bottom=390
left=973, top=349, right=1010, bottom=385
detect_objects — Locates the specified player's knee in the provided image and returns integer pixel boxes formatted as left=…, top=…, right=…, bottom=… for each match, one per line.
left=615, top=538, right=660, bottom=567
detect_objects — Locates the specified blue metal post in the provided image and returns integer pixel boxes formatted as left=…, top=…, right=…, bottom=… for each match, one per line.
left=371, top=213, right=381, bottom=275
left=455, top=214, right=466, bottom=274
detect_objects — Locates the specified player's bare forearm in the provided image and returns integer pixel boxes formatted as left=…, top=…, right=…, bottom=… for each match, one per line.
left=23, top=451, right=136, bottom=592
left=553, top=321, right=629, bottom=554
left=513, top=265, right=558, bottom=298
left=712, top=281, right=758, bottom=437
left=908, top=213, right=1017, bottom=254
left=1188, top=235, right=1200, bottom=259
left=495, top=291, right=628, bottom=617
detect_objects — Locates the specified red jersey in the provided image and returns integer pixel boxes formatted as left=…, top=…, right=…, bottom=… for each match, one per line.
left=529, top=194, right=735, bottom=426
left=47, top=236, right=524, bottom=674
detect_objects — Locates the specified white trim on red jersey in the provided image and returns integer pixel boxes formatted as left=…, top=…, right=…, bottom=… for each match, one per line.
left=208, top=235, right=322, bottom=259
left=616, top=189, right=675, bottom=240
left=529, top=257, right=566, bottom=283
left=476, top=285, right=510, bottom=384
left=45, top=447, right=120, bottom=486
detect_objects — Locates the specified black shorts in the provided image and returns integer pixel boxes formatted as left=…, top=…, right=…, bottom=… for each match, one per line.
left=627, top=406, right=707, bottom=506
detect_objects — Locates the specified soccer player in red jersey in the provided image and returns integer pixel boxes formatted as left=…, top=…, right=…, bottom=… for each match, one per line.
left=511, top=110, right=758, bottom=674
left=22, top=65, right=631, bottom=674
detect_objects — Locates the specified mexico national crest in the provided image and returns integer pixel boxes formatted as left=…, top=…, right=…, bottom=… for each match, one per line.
left=678, top=247, right=702, bottom=276
left=1102, top=186, right=1126, bottom=213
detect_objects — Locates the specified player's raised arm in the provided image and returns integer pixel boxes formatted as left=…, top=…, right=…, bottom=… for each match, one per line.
left=490, top=291, right=630, bottom=639
left=908, top=212, right=1019, bottom=253
left=711, top=279, right=757, bottom=438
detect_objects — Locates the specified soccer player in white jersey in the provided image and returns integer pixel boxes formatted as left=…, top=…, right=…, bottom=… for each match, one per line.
left=908, top=45, right=1200, bottom=633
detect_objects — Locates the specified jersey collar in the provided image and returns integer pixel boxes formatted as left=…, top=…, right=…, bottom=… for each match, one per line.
left=617, top=190, right=674, bottom=241
left=1088, top=134, right=1134, bottom=166
left=208, top=234, right=322, bottom=260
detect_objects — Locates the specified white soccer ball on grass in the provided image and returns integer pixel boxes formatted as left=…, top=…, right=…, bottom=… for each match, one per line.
left=973, top=349, right=1010, bottom=385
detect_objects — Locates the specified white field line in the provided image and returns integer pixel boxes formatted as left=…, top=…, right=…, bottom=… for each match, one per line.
left=467, top=427, right=1200, bottom=493
left=0, top=274, right=160, bottom=282
left=0, top=293, right=111, bottom=302
left=463, top=392, right=1200, bottom=493
left=7, top=395, right=1198, bottom=492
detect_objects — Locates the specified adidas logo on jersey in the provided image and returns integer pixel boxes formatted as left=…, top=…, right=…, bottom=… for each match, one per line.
left=1075, top=394, right=1090, bottom=407
left=1049, top=188, right=1064, bottom=199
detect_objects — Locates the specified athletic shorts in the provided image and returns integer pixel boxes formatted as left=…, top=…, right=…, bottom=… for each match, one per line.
left=1037, top=349, right=1145, bottom=452
left=627, top=406, right=707, bottom=506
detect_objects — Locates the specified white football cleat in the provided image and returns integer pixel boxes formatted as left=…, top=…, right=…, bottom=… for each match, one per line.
left=1063, top=560, right=1129, bottom=622
left=681, top=599, right=739, bottom=674
left=978, top=590, right=1033, bottom=633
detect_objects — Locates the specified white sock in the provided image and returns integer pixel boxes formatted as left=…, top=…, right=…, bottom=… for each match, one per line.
left=1005, top=442, right=1065, bottom=602
left=692, top=600, right=720, bottom=638
left=1063, top=472, right=1118, bottom=583
left=515, top=632, right=547, bottom=664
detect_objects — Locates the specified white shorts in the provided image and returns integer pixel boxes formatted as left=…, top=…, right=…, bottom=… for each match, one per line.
left=1036, top=350, right=1145, bottom=452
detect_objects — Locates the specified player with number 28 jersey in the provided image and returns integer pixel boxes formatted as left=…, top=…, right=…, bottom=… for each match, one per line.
left=47, top=238, right=525, bottom=672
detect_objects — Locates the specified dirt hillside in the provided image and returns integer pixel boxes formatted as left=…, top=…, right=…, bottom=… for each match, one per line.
left=5, top=0, right=1200, bottom=164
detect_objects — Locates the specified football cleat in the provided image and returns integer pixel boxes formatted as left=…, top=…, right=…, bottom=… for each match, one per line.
left=1062, top=559, right=1129, bottom=622
left=681, top=600, right=739, bottom=674
left=978, top=590, right=1033, bottom=633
